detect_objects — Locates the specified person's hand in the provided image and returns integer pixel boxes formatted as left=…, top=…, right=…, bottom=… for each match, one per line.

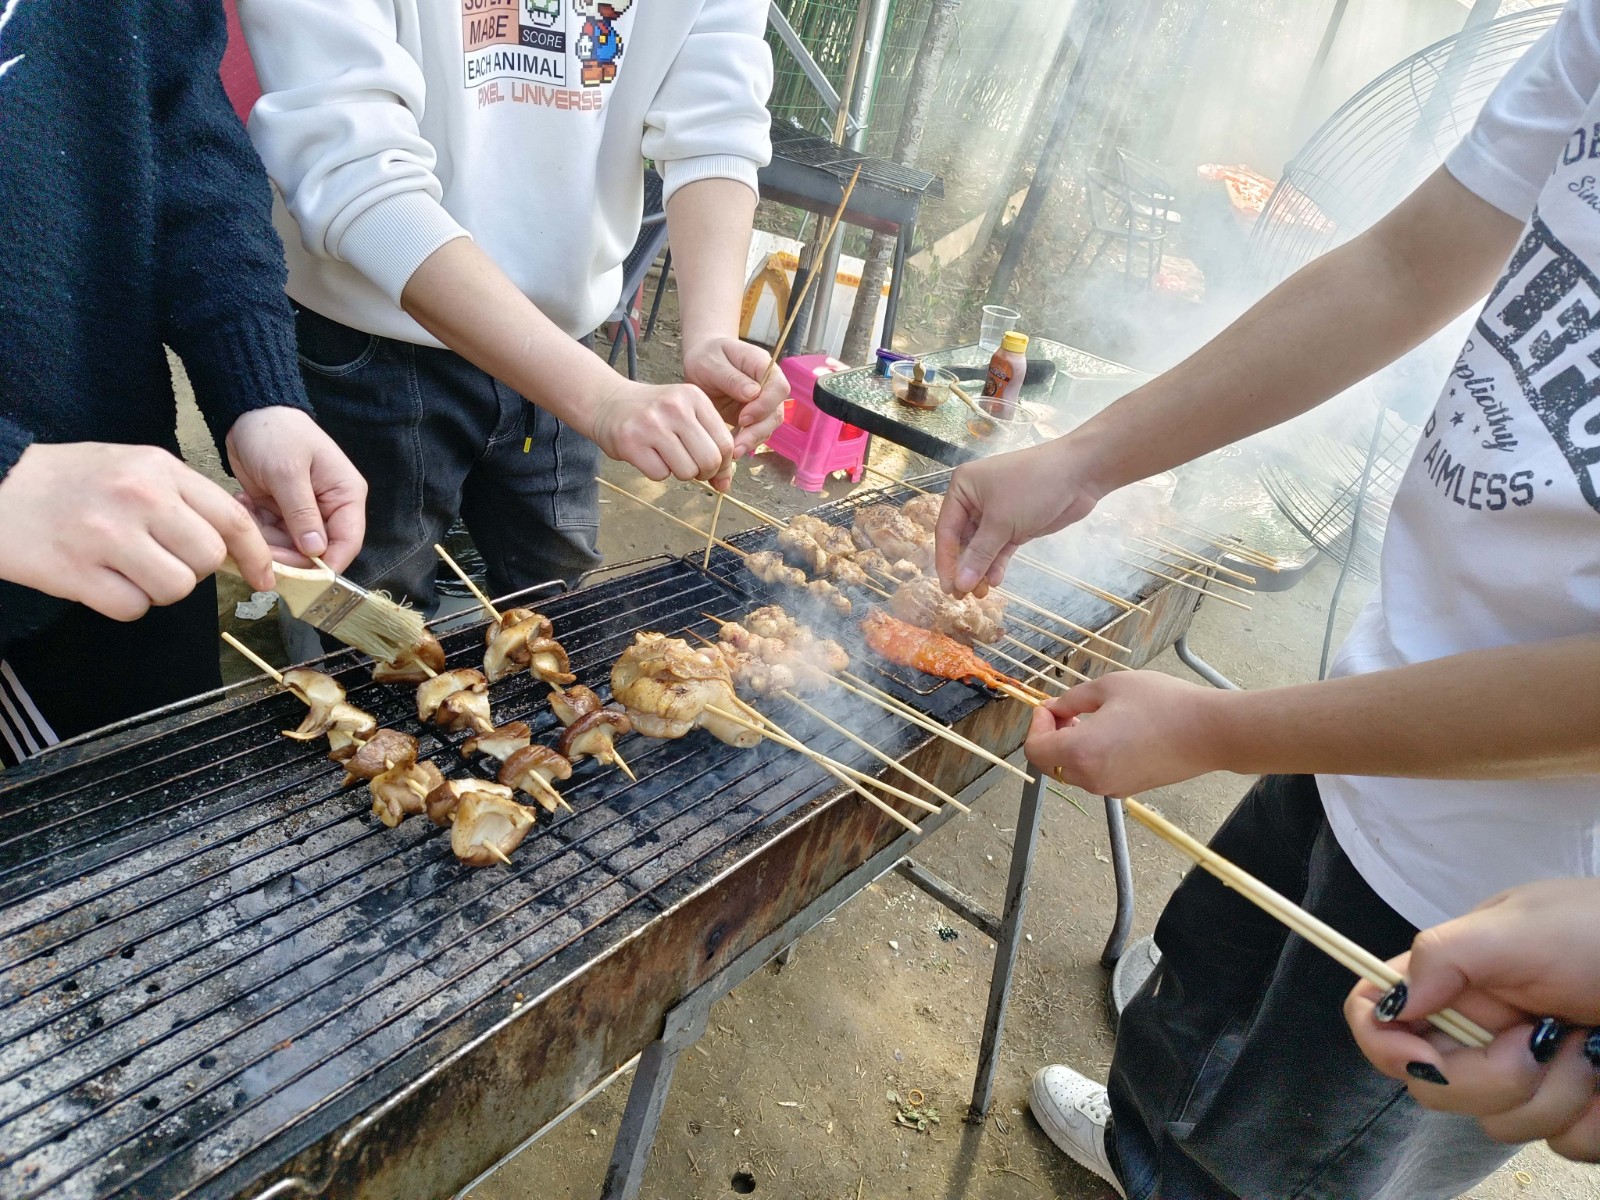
left=1025, top=671, right=1226, bottom=796
left=682, top=336, right=788, bottom=458
left=589, top=377, right=737, bottom=489
left=1345, top=879, right=1600, bottom=1162
left=935, top=438, right=1107, bottom=597
left=0, top=442, right=277, bottom=621
left=226, top=407, right=368, bottom=573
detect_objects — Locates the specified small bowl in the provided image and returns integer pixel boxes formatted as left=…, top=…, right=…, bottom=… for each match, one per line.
left=890, top=360, right=956, bottom=410
left=965, top=402, right=1041, bottom=445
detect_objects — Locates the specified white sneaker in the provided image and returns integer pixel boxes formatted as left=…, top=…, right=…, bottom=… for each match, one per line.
left=1029, top=1065, right=1127, bottom=1197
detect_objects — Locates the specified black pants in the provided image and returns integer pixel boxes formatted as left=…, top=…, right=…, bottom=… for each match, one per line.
left=0, top=582, right=221, bottom=768
left=1108, top=774, right=1518, bottom=1200
left=291, top=304, right=603, bottom=612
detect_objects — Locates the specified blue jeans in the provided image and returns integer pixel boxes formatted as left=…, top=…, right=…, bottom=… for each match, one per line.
left=292, top=304, right=602, bottom=613
left=1107, top=774, right=1516, bottom=1200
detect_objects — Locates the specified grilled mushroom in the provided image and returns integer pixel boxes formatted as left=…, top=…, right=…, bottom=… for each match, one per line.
left=451, top=785, right=536, bottom=867
left=372, top=633, right=446, bottom=684
left=425, top=777, right=482, bottom=827
left=556, top=707, right=632, bottom=766
left=524, top=638, right=577, bottom=686
left=498, top=744, right=574, bottom=812
left=548, top=684, right=604, bottom=727
left=417, top=668, right=493, bottom=734
left=338, top=728, right=419, bottom=781
left=482, top=609, right=557, bottom=682
left=281, top=669, right=346, bottom=740
left=461, top=721, right=533, bottom=763
left=369, top=760, right=444, bottom=828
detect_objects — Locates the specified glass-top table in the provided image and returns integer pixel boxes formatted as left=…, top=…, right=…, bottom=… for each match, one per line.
left=812, top=337, right=1146, bottom=466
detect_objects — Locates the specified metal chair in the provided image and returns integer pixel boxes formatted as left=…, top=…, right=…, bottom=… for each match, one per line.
left=605, top=169, right=671, bottom=380
left=1066, top=156, right=1176, bottom=289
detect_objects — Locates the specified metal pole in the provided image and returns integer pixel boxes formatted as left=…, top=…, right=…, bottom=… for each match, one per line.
left=805, top=0, right=893, bottom=353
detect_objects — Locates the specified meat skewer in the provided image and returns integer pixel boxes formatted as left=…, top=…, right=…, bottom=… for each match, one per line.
left=611, top=632, right=763, bottom=748
left=858, top=611, right=1044, bottom=705
left=834, top=669, right=1032, bottom=783
left=858, top=464, right=1151, bottom=615
left=691, top=625, right=965, bottom=815
left=699, top=481, right=1131, bottom=659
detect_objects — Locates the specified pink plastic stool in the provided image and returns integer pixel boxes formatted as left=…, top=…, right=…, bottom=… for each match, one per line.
left=763, top=355, right=868, bottom=492
left=221, top=0, right=263, bottom=122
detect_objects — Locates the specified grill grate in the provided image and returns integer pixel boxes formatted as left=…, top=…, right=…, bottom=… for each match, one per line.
left=769, top=122, right=945, bottom=199
left=0, top=555, right=993, bottom=1200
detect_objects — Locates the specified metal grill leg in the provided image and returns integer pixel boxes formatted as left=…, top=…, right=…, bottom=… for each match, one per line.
left=1100, top=795, right=1135, bottom=966
left=1175, top=634, right=1240, bottom=690
left=600, top=1000, right=708, bottom=1200
left=968, top=771, right=1046, bottom=1121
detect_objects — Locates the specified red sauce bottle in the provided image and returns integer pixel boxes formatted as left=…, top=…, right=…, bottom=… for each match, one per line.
left=981, top=331, right=1029, bottom=417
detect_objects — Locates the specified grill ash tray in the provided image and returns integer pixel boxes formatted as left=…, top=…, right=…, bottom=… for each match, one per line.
left=0, top=557, right=986, bottom=1200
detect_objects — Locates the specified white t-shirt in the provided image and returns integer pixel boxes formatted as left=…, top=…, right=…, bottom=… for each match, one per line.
left=239, top=0, right=773, bottom=346
left=1319, top=0, right=1600, bottom=931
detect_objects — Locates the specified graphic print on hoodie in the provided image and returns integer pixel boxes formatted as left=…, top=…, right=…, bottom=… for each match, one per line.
left=464, top=0, right=637, bottom=103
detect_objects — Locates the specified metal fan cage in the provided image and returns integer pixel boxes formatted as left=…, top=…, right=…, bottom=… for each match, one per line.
left=1248, top=5, right=1562, bottom=578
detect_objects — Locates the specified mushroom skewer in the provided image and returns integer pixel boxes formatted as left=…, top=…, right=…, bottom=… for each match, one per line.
left=373, top=633, right=444, bottom=683
left=425, top=778, right=532, bottom=866
left=222, top=633, right=382, bottom=759
left=417, top=668, right=496, bottom=736
left=461, top=722, right=575, bottom=813
left=549, top=685, right=637, bottom=781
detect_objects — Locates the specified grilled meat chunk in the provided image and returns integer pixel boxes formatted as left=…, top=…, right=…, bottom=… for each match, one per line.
left=611, top=632, right=760, bottom=748
left=889, top=577, right=1006, bottom=645
left=900, top=494, right=943, bottom=532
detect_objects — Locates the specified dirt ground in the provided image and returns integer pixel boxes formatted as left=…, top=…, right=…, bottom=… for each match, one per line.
left=173, top=287, right=1595, bottom=1199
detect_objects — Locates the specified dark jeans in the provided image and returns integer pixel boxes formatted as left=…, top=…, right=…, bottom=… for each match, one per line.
left=0, top=583, right=221, bottom=767
left=1108, top=774, right=1518, bottom=1200
left=293, top=304, right=602, bottom=613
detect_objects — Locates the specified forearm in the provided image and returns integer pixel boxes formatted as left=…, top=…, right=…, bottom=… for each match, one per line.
left=1204, top=635, right=1600, bottom=780
left=666, top=178, right=757, bottom=351
left=399, top=238, right=621, bottom=438
left=1064, top=168, right=1524, bottom=494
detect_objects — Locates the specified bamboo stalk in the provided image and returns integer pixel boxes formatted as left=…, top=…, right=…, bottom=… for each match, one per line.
left=704, top=703, right=923, bottom=834
left=434, top=543, right=501, bottom=624
left=1123, top=798, right=1491, bottom=1048
left=781, top=689, right=968, bottom=814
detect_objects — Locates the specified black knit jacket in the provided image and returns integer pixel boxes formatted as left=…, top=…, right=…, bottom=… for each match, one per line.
left=0, top=0, right=310, bottom=645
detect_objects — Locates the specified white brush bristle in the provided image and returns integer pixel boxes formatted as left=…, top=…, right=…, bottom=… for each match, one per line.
left=330, top=595, right=429, bottom=664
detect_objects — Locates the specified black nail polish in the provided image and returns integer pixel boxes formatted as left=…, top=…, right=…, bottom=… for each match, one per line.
left=1584, top=1029, right=1600, bottom=1069
left=1529, top=1017, right=1568, bottom=1064
left=1375, top=980, right=1409, bottom=1023
left=1407, top=1062, right=1449, bottom=1086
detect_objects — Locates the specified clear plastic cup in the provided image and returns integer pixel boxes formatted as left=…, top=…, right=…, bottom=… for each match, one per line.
left=979, top=305, right=1022, bottom=352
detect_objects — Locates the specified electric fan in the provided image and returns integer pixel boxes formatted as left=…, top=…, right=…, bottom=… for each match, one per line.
left=1248, top=6, right=1562, bottom=590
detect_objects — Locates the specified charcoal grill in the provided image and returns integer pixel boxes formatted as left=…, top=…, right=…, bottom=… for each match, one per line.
left=0, top=480, right=1202, bottom=1200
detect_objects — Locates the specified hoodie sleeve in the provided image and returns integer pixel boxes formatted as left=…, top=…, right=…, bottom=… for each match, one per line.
left=237, top=0, right=470, bottom=305
left=642, top=0, right=774, bottom=206
left=149, top=1, right=312, bottom=448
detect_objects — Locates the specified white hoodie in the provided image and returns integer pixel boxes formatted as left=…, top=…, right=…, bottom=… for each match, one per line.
left=238, top=0, right=773, bottom=346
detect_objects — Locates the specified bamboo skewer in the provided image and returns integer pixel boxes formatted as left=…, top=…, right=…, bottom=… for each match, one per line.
left=704, top=462, right=733, bottom=572
left=223, top=632, right=285, bottom=685
left=1156, top=516, right=1278, bottom=569
left=999, top=637, right=1087, bottom=686
left=1122, top=798, right=1491, bottom=1049
left=1135, top=533, right=1257, bottom=584
left=608, top=750, right=639, bottom=783
left=1116, top=556, right=1252, bottom=611
left=598, top=477, right=748, bottom=557
left=858, top=463, right=1149, bottom=615
left=703, top=703, right=923, bottom=835
left=434, top=543, right=501, bottom=625
left=780, top=689, right=969, bottom=814
left=486, top=844, right=515, bottom=867
left=1007, top=614, right=1128, bottom=673
left=1123, top=546, right=1256, bottom=597
left=695, top=606, right=1030, bottom=783
left=529, top=774, right=575, bottom=814
left=835, top=671, right=1032, bottom=783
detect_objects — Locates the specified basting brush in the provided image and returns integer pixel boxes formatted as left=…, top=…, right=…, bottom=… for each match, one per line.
left=221, top=558, right=427, bottom=664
